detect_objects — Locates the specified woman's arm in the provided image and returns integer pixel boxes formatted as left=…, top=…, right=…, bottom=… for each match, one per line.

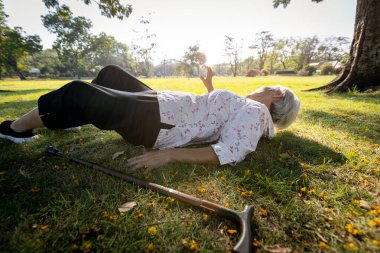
left=200, top=66, right=214, bottom=93
left=127, top=146, right=219, bottom=173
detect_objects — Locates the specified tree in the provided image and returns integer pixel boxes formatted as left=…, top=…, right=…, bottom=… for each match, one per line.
left=196, top=52, right=207, bottom=74
left=42, top=5, right=92, bottom=78
left=0, top=27, right=42, bottom=80
left=182, top=44, right=207, bottom=76
left=84, top=33, right=135, bottom=74
left=249, top=31, right=275, bottom=70
left=224, top=35, right=241, bottom=77
left=267, top=38, right=284, bottom=74
left=274, top=0, right=380, bottom=93
left=293, top=36, right=319, bottom=70
left=182, top=45, right=199, bottom=76
left=1, top=0, right=42, bottom=80
left=155, top=59, right=176, bottom=77
left=42, top=0, right=132, bottom=20
left=276, top=38, right=295, bottom=70
left=130, top=17, right=156, bottom=77
left=0, top=0, right=8, bottom=79
left=317, top=36, right=350, bottom=62
left=241, top=56, right=259, bottom=74
left=24, top=49, right=62, bottom=77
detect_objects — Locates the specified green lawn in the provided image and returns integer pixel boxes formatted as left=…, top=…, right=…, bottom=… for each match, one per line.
left=0, top=76, right=379, bottom=252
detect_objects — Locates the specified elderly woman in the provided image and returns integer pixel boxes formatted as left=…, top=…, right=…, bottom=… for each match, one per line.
left=0, top=65, right=300, bottom=171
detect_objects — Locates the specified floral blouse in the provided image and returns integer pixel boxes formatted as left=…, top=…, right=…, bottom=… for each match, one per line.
left=154, top=89, right=275, bottom=165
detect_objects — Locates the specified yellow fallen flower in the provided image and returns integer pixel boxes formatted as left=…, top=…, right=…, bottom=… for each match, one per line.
left=100, top=211, right=109, bottom=218
left=259, top=208, right=268, bottom=217
left=345, top=223, right=362, bottom=235
left=145, top=243, right=154, bottom=253
left=367, top=218, right=380, bottom=227
left=189, top=240, right=198, bottom=251
left=147, top=226, right=157, bottom=236
left=81, top=241, right=91, bottom=253
left=38, top=225, right=49, bottom=235
left=227, top=229, right=238, bottom=234
left=197, top=187, right=206, bottom=194
left=318, top=241, right=330, bottom=250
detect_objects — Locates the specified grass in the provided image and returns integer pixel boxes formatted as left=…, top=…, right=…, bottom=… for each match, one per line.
left=0, top=75, right=379, bottom=252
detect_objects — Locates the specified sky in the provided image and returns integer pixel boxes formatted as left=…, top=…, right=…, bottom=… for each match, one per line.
left=3, top=0, right=357, bottom=64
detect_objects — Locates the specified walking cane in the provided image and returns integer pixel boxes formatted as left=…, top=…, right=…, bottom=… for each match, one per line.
left=45, top=146, right=254, bottom=253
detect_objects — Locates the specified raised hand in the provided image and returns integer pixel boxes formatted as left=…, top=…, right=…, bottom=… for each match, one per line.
left=200, top=66, right=214, bottom=93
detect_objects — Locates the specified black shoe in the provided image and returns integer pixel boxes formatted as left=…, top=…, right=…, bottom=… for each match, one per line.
left=0, top=120, right=39, bottom=143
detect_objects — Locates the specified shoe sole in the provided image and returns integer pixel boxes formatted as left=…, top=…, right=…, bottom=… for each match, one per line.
left=0, top=133, right=39, bottom=144
left=64, top=127, right=82, bottom=131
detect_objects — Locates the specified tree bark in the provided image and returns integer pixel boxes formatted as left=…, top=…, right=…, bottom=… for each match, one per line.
left=306, top=0, right=380, bottom=93
left=8, top=59, right=26, bottom=80
left=281, top=61, right=286, bottom=70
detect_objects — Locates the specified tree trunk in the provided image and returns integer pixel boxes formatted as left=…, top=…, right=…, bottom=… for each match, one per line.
left=259, top=56, right=265, bottom=70
left=16, top=68, right=27, bottom=80
left=281, top=61, right=286, bottom=70
left=306, top=0, right=380, bottom=93
left=11, top=61, right=26, bottom=80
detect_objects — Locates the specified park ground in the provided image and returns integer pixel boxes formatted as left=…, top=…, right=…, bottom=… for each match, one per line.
left=0, top=76, right=379, bottom=252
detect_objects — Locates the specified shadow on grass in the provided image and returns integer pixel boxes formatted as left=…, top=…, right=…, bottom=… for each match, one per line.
left=0, top=89, right=52, bottom=97
left=0, top=91, right=50, bottom=118
left=0, top=101, right=40, bottom=118
left=238, top=131, right=346, bottom=199
left=303, top=109, right=380, bottom=142
left=330, top=91, right=380, bottom=105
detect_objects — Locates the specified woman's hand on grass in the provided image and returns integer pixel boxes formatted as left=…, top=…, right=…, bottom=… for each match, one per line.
left=127, top=149, right=172, bottom=173
left=200, top=66, right=214, bottom=93
left=127, top=146, right=219, bottom=173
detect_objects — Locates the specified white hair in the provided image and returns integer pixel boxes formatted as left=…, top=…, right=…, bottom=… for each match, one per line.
left=269, top=86, right=300, bottom=129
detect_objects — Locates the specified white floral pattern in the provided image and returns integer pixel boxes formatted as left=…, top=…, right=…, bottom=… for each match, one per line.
left=154, top=89, right=274, bottom=165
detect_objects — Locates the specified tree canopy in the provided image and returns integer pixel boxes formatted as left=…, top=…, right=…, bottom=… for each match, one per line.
left=0, top=0, right=42, bottom=79
left=272, top=0, right=323, bottom=8
left=42, top=5, right=92, bottom=78
left=42, top=0, right=132, bottom=20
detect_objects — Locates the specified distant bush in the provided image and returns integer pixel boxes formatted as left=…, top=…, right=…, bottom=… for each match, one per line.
left=304, top=65, right=317, bottom=76
left=260, top=69, right=269, bottom=76
left=298, top=70, right=309, bottom=76
left=335, top=66, right=344, bottom=74
left=320, top=63, right=335, bottom=75
left=246, top=69, right=261, bottom=77
left=275, top=70, right=297, bottom=75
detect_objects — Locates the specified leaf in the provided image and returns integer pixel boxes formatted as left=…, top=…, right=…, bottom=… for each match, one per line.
left=118, top=201, right=137, bottom=213
left=359, top=199, right=372, bottom=210
left=264, top=244, right=292, bottom=253
left=69, top=144, right=76, bottom=152
left=112, top=151, right=125, bottom=160
left=279, top=152, right=291, bottom=159
left=19, top=168, right=30, bottom=178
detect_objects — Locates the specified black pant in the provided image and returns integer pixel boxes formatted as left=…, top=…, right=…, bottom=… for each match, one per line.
left=38, top=65, right=164, bottom=147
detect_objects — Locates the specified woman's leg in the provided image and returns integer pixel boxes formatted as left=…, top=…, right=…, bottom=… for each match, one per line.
left=92, top=65, right=152, bottom=92
left=36, top=80, right=160, bottom=146
left=1, top=79, right=160, bottom=146
left=0, top=107, right=43, bottom=143
left=11, top=108, right=44, bottom=132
